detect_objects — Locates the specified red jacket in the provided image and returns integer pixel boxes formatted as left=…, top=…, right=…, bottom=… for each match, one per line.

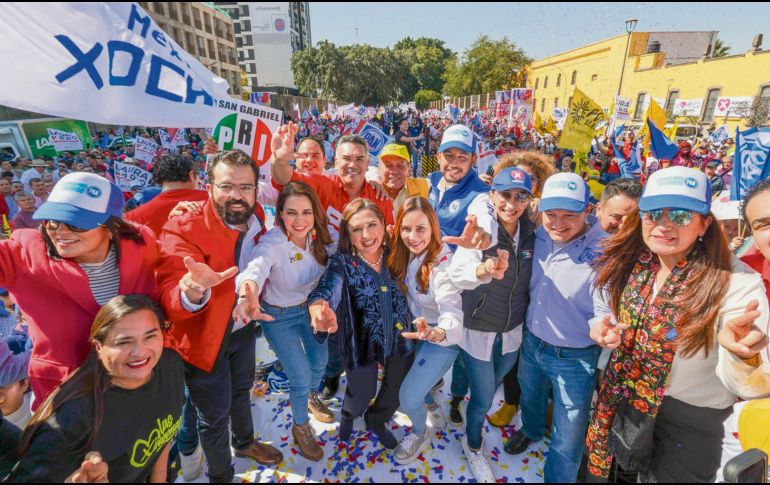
left=0, top=227, right=158, bottom=406
left=157, top=199, right=264, bottom=372
left=124, top=189, right=209, bottom=237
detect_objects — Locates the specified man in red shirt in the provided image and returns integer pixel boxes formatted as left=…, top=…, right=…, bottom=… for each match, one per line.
left=271, top=122, right=394, bottom=239
left=124, top=155, right=208, bottom=236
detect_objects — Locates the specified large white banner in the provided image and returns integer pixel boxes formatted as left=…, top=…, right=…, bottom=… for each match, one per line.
left=0, top=3, right=275, bottom=128
left=714, top=96, right=754, bottom=118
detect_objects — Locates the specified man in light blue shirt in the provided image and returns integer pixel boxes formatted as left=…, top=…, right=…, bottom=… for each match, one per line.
left=504, top=172, right=609, bottom=483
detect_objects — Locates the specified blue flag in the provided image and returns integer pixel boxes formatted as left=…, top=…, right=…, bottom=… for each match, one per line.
left=731, top=127, right=770, bottom=201
left=647, top=119, right=679, bottom=161
left=618, top=141, right=642, bottom=178
left=710, top=125, right=730, bottom=144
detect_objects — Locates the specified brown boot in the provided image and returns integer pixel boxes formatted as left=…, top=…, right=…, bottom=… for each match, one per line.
left=308, top=392, right=335, bottom=424
left=233, top=439, right=284, bottom=466
left=292, top=422, right=324, bottom=462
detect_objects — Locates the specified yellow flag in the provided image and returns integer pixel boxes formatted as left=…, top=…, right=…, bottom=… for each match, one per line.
left=664, top=123, right=678, bottom=141
left=573, top=152, right=590, bottom=175
left=1, top=215, right=10, bottom=238
left=535, top=111, right=546, bottom=135
left=639, top=98, right=667, bottom=149
left=545, top=115, right=558, bottom=135
left=557, top=88, right=608, bottom=153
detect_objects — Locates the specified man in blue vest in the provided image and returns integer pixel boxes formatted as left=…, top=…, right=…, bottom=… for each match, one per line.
left=428, top=124, right=499, bottom=424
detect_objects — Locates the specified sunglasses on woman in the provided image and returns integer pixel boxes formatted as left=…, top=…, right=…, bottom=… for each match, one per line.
left=43, top=220, right=93, bottom=233
left=497, top=191, right=532, bottom=203
left=639, top=209, right=697, bottom=227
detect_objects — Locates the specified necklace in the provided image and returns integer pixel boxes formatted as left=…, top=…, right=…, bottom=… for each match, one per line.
left=358, top=250, right=383, bottom=268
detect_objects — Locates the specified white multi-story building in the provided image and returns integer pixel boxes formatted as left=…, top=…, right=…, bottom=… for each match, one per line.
left=214, top=2, right=311, bottom=92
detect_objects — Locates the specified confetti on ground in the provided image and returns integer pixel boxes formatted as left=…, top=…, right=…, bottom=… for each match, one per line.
left=177, top=374, right=548, bottom=483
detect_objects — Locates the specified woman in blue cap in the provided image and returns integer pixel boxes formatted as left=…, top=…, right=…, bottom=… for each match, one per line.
left=587, top=166, right=770, bottom=482
left=0, top=172, right=159, bottom=408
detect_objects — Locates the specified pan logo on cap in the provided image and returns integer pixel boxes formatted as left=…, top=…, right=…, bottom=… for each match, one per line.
left=568, top=182, right=578, bottom=190
left=511, top=171, right=524, bottom=181
left=685, top=177, right=698, bottom=189
left=86, top=186, right=102, bottom=198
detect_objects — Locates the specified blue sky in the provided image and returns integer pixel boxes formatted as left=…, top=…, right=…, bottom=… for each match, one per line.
left=310, top=2, right=770, bottom=60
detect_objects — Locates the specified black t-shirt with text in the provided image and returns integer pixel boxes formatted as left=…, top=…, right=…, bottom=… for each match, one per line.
left=9, top=349, right=184, bottom=483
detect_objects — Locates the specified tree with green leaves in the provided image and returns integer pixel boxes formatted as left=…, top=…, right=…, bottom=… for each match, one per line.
left=393, top=37, right=454, bottom=97
left=442, top=35, right=531, bottom=97
left=414, top=90, right=442, bottom=110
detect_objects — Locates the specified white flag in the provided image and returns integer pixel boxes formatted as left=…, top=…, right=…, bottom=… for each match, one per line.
left=0, top=3, right=251, bottom=128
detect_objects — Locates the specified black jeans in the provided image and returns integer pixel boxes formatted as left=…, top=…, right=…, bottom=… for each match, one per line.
left=342, top=354, right=413, bottom=427
left=323, top=332, right=343, bottom=381
left=185, top=324, right=256, bottom=483
left=500, top=361, right=522, bottom=406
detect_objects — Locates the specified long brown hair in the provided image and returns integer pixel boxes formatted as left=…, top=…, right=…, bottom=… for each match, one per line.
left=594, top=209, right=732, bottom=357
left=40, top=216, right=145, bottom=262
left=387, top=197, right=443, bottom=294
left=275, top=182, right=332, bottom=266
left=18, top=295, right=165, bottom=457
left=337, top=198, right=386, bottom=256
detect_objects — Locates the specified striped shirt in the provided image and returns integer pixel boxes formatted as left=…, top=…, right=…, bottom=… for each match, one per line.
left=79, top=247, right=120, bottom=306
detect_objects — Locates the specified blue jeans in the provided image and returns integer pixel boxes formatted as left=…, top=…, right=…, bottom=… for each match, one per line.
left=261, top=302, right=328, bottom=426
left=399, top=342, right=460, bottom=435
left=176, top=389, right=200, bottom=455
left=518, top=329, right=601, bottom=483
left=461, top=335, right=519, bottom=450
left=450, top=354, right=470, bottom=398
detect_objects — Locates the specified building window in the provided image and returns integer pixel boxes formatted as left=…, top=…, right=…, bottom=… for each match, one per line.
left=591, top=74, right=598, bottom=82
left=568, top=96, right=573, bottom=108
left=168, top=4, right=178, bottom=21
left=242, top=20, right=251, bottom=32
left=535, top=78, right=539, bottom=90
left=541, top=98, right=546, bottom=112
left=240, top=4, right=249, bottom=16
left=665, top=90, right=680, bottom=117
left=633, top=92, right=647, bottom=120
left=197, top=37, right=206, bottom=57
left=204, top=13, right=212, bottom=34
left=544, top=76, right=549, bottom=89
left=556, top=74, right=561, bottom=87
left=571, top=70, right=577, bottom=85
left=152, top=2, right=165, bottom=15
left=554, top=98, right=559, bottom=108
left=702, top=88, right=722, bottom=121
left=207, top=39, right=216, bottom=60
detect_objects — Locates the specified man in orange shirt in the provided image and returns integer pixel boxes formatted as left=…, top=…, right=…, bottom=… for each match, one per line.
left=271, top=122, right=394, bottom=239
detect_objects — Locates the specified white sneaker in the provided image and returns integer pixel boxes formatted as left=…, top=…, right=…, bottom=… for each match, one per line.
left=462, top=437, right=495, bottom=483
left=180, top=443, right=203, bottom=482
left=426, top=403, right=447, bottom=430
left=394, top=430, right=432, bottom=465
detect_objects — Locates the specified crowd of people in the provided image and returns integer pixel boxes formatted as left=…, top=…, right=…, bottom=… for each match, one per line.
left=0, top=103, right=767, bottom=484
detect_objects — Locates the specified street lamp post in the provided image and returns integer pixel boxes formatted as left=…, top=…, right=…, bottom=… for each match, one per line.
left=616, top=18, right=638, bottom=98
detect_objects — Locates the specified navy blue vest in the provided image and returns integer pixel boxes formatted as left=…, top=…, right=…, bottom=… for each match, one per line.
left=428, top=171, right=491, bottom=240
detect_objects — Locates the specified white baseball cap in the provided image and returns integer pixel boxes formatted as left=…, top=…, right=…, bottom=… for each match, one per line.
left=34, top=173, right=125, bottom=229
left=439, top=124, right=476, bottom=154
left=540, top=172, right=590, bottom=212
left=640, top=166, right=711, bottom=215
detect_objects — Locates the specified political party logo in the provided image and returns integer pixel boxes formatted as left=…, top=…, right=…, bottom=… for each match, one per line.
left=274, top=17, right=286, bottom=32
left=61, top=181, right=102, bottom=198
left=717, top=98, right=731, bottom=113
left=520, top=249, right=533, bottom=259
left=358, top=123, right=388, bottom=157
left=657, top=176, right=698, bottom=189
left=550, top=180, right=578, bottom=191
left=449, top=200, right=460, bottom=213
left=568, top=181, right=578, bottom=190
left=579, top=248, right=599, bottom=264
left=685, top=177, right=698, bottom=189
left=86, top=186, right=102, bottom=198
left=511, top=170, right=525, bottom=181
left=213, top=112, right=273, bottom=166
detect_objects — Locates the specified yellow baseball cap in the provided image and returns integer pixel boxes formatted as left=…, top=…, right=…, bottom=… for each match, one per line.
left=379, top=143, right=410, bottom=162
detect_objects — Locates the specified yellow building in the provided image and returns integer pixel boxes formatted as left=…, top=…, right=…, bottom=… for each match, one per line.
left=529, top=31, right=770, bottom=132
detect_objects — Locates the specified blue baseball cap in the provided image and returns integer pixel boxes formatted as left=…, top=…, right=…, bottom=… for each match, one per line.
left=439, top=125, right=477, bottom=154
left=34, top=173, right=125, bottom=229
left=540, top=172, right=591, bottom=212
left=639, top=166, right=712, bottom=215
left=492, top=167, right=533, bottom=195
